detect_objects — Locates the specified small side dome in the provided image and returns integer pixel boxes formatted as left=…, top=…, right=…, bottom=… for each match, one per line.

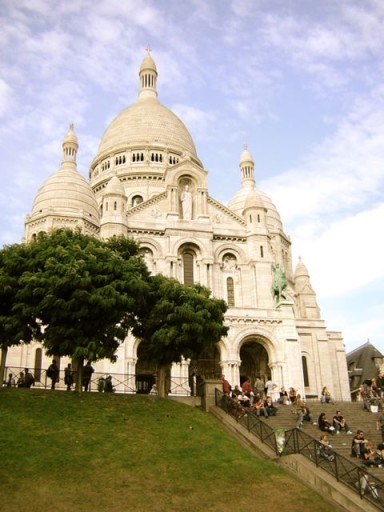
left=104, top=175, right=126, bottom=196
left=243, top=189, right=264, bottom=211
left=294, top=257, right=310, bottom=279
left=31, top=167, right=100, bottom=221
left=228, top=187, right=282, bottom=229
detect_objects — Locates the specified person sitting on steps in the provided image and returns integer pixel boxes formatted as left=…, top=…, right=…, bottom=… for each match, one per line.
left=333, top=409, right=352, bottom=435
left=318, top=412, right=336, bottom=434
left=351, top=430, right=369, bottom=459
left=318, top=433, right=335, bottom=462
left=320, top=386, right=335, bottom=404
left=252, top=396, right=268, bottom=418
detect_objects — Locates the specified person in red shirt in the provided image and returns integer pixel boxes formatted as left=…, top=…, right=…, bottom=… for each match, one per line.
left=242, top=378, right=252, bottom=394
left=221, top=375, right=231, bottom=395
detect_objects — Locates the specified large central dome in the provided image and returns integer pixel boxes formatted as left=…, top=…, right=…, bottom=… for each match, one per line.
left=93, top=51, right=198, bottom=166
left=97, top=97, right=197, bottom=157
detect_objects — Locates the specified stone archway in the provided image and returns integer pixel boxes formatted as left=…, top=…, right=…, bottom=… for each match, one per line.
left=239, top=338, right=270, bottom=386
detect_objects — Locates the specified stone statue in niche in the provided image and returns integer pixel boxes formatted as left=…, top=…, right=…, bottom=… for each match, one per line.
left=180, top=185, right=193, bottom=220
left=223, top=254, right=237, bottom=271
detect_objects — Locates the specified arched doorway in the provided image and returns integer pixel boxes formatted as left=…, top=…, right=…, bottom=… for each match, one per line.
left=239, top=338, right=269, bottom=386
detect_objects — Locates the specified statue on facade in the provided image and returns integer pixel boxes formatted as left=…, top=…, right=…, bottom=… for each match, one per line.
left=180, top=185, right=192, bottom=220
left=272, top=263, right=287, bottom=303
left=223, top=254, right=237, bottom=271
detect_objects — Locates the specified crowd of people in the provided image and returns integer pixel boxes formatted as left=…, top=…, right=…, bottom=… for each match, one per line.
left=2, top=361, right=105, bottom=392
left=221, top=373, right=384, bottom=475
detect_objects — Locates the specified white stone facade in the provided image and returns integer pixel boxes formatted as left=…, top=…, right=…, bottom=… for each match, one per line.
left=12, top=51, right=351, bottom=399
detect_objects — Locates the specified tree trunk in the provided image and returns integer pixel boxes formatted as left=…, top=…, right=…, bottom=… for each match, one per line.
left=74, top=356, right=84, bottom=393
left=157, top=364, right=170, bottom=398
left=0, top=346, right=8, bottom=385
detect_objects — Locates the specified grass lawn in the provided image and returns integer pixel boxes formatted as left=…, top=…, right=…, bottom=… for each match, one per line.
left=0, top=389, right=334, bottom=512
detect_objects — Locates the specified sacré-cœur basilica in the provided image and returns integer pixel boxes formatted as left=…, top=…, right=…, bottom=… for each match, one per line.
left=8, top=50, right=351, bottom=400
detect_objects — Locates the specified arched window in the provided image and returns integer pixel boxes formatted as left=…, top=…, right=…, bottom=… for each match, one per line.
left=132, top=195, right=143, bottom=207
left=183, top=252, right=194, bottom=285
left=302, top=356, right=309, bottom=387
left=114, top=201, right=117, bottom=211
left=227, top=277, right=235, bottom=307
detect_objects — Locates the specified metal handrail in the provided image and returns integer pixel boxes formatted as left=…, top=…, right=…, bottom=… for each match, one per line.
left=215, top=389, right=384, bottom=510
left=3, top=367, right=139, bottom=393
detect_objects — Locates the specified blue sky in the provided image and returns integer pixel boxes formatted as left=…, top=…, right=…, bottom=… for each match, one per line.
left=1, top=0, right=383, bottom=354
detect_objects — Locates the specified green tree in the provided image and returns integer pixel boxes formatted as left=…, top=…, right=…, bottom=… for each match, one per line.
left=17, top=229, right=150, bottom=391
left=0, top=243, right=39, bottom=384
left=133, top=274, right=228, bottom=397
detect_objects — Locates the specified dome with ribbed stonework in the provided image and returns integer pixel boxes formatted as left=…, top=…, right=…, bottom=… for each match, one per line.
left=91, top=51, right=199, bottom=171
left=25, top=125, right=99, bottom=240
left=96, top=100, right=197, bottom=158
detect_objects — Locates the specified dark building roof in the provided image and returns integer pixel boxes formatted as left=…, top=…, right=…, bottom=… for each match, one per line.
left=347, top=341, right=384, bottom=390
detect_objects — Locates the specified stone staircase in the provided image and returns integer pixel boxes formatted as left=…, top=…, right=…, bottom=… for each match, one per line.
left=260, top=399, right=383, bottom=478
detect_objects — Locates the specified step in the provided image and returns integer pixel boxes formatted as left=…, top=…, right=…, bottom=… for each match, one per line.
left=242, top=399, right=384, bottom=478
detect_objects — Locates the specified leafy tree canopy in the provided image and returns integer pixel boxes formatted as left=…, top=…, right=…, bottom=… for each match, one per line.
left=0, top=242, right=39, bottom=348
left=17, top=229, right=150, bottom=363
left=133, top=274, right=228, bottom=367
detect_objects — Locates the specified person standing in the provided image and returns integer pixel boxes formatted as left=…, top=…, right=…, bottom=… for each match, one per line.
left=242, top=378, right=252, bottom=394
left=64, top=363, right=74, bottom=391
left=24, top=368, right=35, bottom=388
left=6, top=373, right=16, bottom=387
left=294, top=394, right=306, bottom=429
left=254, top=377, right=265, bottom=399
left=17, top=372, right=25, bottom=388
left=376, top=407, right=384, bottom=441
left=82, top=361, right=94, bottom=392
left=220, top=375, right=231, bottom=395
left=265, top=378, right=278, bottom=402
left=47, top=360, right=59, bottom=389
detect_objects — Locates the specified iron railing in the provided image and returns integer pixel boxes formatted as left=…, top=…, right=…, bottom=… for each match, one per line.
left=215, top=389, right=384, bottom=510
left=2, top=366, right=193, bottom=395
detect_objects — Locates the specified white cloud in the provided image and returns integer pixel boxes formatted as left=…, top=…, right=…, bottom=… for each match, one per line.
left=263, top=88, right=384, bottom=229
left=0, top=79, right=13, bottom=116
left=293, top=204, right=384, bottom=298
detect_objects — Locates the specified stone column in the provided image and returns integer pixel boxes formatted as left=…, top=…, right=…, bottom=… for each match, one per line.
left=220, top=360, right=241, bottom=389
left=202, top=378, right=222, bottom=412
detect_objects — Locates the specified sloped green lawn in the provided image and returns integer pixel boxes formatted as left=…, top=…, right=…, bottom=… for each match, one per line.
left=0, top=389, right=333, bottom=512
